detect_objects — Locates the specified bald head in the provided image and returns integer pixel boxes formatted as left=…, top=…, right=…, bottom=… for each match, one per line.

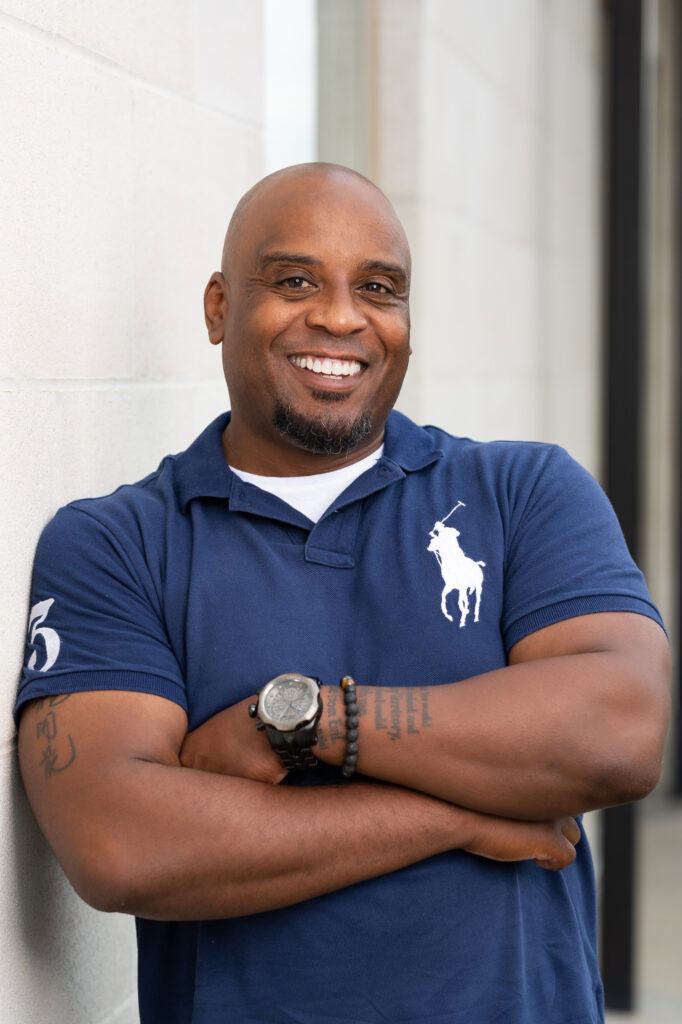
left=220, top=162, right=410, bottom=281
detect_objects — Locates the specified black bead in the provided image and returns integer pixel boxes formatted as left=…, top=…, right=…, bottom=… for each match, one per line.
left=345, top=703, right=359, bottom=716
left=345, top=752, right=358, bottom=764
left=347, top=716, right=359, bottom=728
left=343, top=691, right=357, bottom=704
left=346, top=728, right=359, bottom=741
left=341, top=765, right=356, bottom=777
left=347, top=741, right=359, bottom=754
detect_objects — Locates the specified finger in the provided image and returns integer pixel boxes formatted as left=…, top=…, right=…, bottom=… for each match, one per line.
left=563, top=840, right=577, bottom=865
left=535, top=839, right=577, bottom=871
left=534, top=858, right=561, bottom=872
left=560, top=817, right=582, bottom=846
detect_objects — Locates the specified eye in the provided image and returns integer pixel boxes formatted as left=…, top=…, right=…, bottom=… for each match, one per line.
left=279, top=276, right=314, bottom=290
left=362, top=281, right=392, bottom=295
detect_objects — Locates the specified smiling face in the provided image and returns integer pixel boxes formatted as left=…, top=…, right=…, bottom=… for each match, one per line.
left=204, top=165, right=412, bottom=475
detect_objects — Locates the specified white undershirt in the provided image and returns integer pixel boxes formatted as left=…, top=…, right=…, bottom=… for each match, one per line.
left=230, top=445, right=385, bottom=523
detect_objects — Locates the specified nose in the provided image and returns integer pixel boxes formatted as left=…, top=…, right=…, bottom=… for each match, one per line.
left=304, top=282, right=368, bottom=336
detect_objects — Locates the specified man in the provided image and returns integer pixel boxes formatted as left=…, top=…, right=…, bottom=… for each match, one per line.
left=16, top=163, right=670, bottom=1024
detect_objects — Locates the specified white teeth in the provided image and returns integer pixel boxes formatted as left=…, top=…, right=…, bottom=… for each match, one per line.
left=290, top=355, right=363, bottom=377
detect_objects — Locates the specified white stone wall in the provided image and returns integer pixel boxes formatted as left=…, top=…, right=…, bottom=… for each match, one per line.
left=1, top=2, right=263, bottom=1021
left=370, top=0, right=604, bottom=477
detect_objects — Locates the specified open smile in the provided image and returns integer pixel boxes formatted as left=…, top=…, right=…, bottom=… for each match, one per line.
left=287, top=353, right=367, bottom=389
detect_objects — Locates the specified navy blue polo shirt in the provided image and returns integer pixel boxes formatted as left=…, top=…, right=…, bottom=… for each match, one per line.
left=16, top=410, right=663, bottom=1024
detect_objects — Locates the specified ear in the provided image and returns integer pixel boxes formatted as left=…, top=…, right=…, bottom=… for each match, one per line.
left=204, top=272, right=228, bottom=345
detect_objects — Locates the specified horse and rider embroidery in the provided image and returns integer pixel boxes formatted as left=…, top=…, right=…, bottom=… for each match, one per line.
left=427, top=502, right=485, bottom=627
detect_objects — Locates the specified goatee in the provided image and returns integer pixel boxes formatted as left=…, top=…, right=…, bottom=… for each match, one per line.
left=272, top=399, right=373, bottom=456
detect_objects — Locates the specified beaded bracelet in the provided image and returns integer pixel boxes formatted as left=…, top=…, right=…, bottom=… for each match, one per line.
left=340, top=675, right=359, bottom=778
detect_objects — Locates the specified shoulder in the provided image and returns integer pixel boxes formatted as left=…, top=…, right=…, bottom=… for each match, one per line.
left=54, top=412, right=229, bottom=542
left=38, top=453, right=182, bottom=562
left=421, top=424, right=586, bottom=492
left=415, top=425, right=610, bottom=539
left=73, top=454, right=178, bottom=525
left=423, top=423, right=559, bottom=465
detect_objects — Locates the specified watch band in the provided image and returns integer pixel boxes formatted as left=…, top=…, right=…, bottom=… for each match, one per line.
left=271, top=744, right=319, bottom=771
left=263, top=717, right=321, bottom=771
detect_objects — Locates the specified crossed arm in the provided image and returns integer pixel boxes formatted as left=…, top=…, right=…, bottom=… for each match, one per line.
left=318, top=611, right=672, bottom=818
left=18, top=611, right=670, bottom=921
left=182, top=612, right=671, bottom=820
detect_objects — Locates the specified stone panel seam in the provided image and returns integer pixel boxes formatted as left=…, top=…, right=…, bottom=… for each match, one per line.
left=0, top=379, right=223, bottom=391
left=93, top=989, right=138, bottom=1024
left=0, top=10, right=262, bottom=132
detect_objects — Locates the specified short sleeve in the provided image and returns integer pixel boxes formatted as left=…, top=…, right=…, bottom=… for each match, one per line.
left=14, top=504, right=187, bottom=726
left=501, top=445, right=664, bottom=653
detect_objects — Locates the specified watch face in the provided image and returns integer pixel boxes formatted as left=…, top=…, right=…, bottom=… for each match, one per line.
left=260, top=674, right=317, bottom=728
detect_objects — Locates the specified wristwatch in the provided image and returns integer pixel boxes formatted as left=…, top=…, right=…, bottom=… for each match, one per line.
left=248, top=672, right=323, bottom=771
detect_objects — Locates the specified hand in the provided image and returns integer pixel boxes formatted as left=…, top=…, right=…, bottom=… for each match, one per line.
left=464, top=813, right=581, bottom=871
left=179, top=695, right=287, bottom=784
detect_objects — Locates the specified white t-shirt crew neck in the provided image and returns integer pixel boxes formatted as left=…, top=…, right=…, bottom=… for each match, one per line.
left=229, top=445, right=385, bottom=523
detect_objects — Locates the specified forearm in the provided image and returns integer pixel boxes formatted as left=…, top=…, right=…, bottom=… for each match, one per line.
left=316, top=650, right=665, bottom=820
left=20, top=693, right=480, bottom=921
left=59, top=762, right=478, bottom=920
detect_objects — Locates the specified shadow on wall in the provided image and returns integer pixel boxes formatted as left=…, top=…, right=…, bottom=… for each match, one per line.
left=9, top=753, right=70, bottom=966
left=8, top=750, right=107, bottom=1021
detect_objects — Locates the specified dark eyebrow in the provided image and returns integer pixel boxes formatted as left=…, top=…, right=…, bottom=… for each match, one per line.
left=258, top=251, right=320, bottom=270
left=357, top=259, right=408, bottom=288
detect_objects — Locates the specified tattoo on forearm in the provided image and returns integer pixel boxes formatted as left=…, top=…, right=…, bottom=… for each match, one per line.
left=318, top=683, right=370, bottom=749
left=388, top=691, right=401, bottom=741
left=317, top=686, right=345, bottom=749
left=374, top=687, right=433, bottom=741
left=406, top=689, right=420, bottom=735
left=319, top=683, right=434, bottom=747
left=375, top=687, right=388, bottom=731
left=420, top=688, right=433, bottom=729
left=34, top=695, right=77, bottom=778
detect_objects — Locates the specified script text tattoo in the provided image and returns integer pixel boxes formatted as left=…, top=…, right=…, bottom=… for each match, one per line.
left=317, top=687, right=346, bottom=751
left=376, top=687, right=433, bottom=742
left=319, top=685, right=432, bottom=749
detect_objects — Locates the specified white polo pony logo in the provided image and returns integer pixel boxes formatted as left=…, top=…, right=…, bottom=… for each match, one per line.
left=428, top=502, right=485, bottom=627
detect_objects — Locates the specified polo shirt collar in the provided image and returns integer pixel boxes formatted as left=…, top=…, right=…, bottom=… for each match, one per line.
left=173, top=409, right=442, bottom=511
left=174, top=411, right=232, bottom=510
left=382, top=409, right=443, bottom=472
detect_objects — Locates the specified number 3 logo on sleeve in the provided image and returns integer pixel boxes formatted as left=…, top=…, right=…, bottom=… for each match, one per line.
left=27, top=598, right=61, bottom=672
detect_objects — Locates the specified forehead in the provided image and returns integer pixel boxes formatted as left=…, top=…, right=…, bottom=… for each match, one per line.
left=239, top=176, right=409, bottom=270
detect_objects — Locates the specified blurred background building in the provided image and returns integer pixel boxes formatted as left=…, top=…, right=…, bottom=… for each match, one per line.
left=1, top=1, right=679, bottom=1021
